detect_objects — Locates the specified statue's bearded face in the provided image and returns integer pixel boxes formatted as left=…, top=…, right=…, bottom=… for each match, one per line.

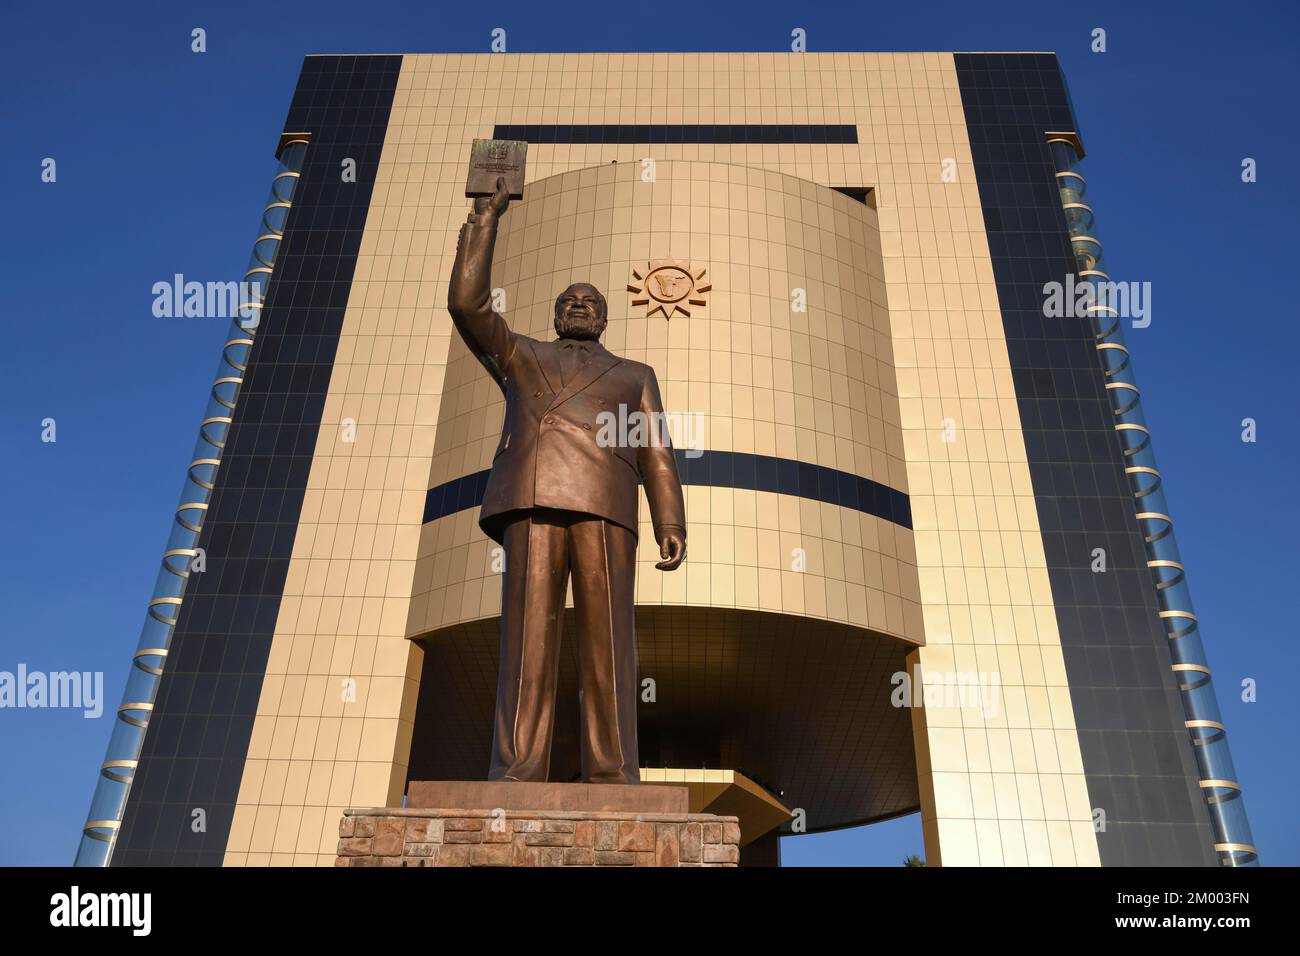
left=554, top=284, right=608, bottom=341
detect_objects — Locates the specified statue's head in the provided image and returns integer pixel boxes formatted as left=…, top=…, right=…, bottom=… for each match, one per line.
left=553, top=283, right=608, bottom=341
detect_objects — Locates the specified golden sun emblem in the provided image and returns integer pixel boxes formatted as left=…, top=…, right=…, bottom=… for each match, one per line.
left=627, top=259, right=711, bottom=320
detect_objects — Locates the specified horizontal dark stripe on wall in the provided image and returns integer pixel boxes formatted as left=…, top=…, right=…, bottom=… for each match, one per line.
left=424, top=450, right=911, bottom=530
left=492, top=124, right=858, bottom=144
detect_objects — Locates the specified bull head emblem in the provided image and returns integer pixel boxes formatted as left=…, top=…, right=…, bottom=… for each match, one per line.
left=628, top=260, right=712, bottom=320
left=652, top=271, right=688, bottom=298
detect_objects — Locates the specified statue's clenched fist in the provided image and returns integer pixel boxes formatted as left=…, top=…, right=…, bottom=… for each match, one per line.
left=656, top=527, right=686, bottom=571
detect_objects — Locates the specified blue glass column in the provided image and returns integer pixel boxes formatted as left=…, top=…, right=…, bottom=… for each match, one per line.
left=74, top=137, right=309, bottom=866
left=1049, top=136, right=1257, bottom=866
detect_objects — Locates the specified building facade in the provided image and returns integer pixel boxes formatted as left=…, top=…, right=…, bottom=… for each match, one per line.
left=78, top=51, right=1254, bottom=867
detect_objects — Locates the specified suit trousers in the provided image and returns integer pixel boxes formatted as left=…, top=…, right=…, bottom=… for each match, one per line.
left=488, top=508, right=640, bottom=785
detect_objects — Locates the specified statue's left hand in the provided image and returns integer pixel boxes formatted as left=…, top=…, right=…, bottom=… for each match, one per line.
left=655, top=528, right=686, bottom=571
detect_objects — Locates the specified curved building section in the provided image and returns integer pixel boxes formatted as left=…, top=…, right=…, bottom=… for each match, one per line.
left=412, top=161, right=917, bottom=636
left=406, top=161, right=924, bottom=830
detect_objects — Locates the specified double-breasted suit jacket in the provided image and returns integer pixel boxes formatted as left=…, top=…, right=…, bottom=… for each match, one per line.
left=448, top=216, right=686, bottom=545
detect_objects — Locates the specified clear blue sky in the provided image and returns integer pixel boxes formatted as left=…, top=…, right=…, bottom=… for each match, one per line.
left=1, top=0, right=1295, bottom=867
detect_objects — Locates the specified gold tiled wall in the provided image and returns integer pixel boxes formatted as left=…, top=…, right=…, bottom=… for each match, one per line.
left=219, top=207, right=433, bottom=864
left=411, top=160, right=922, bottom=642
left=226, top=51, right=1097, bottom=866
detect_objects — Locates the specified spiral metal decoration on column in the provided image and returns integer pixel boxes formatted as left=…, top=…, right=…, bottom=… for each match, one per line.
left=1048, top=135, right=1257, bottom=866
left=73, top=136, right=310, bottom=866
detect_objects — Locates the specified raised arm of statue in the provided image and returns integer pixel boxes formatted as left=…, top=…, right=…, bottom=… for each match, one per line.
left=448, top=175, right=515, bottom=387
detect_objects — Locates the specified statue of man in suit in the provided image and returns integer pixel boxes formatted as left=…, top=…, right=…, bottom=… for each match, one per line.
left=448, top=176, right=687, bottom=785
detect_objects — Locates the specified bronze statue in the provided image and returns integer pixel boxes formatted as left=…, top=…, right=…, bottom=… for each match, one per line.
left=448, top=176, right=687, bottom=785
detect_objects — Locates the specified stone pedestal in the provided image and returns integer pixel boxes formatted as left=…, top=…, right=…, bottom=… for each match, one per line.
left=336, top=782, right=740, bottom=867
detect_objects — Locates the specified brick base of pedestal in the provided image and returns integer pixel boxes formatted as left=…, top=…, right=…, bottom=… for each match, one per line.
left=336, top=807, right=740, bottom=867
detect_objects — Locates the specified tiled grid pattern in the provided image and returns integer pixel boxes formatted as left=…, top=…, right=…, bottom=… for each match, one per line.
left=412, top=161, right=921, bottom=648
left=114, top=55, right=402, bottom=866
left=954, top=53, right=1216, bottom=865
left=225, top=55, right=418, bottom=867
left=838, top=55, right=1101, bottom=865
left=213, top=52, right=1104, bottom=865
